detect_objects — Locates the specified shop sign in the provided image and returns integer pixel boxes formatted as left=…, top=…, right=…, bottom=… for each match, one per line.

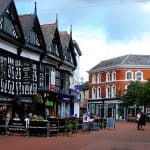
left=45, top=99, right=54, bottom=107
left=50, top=71, right=55, bottom=90
left=8, top=120, right=26, bottom=133
left=20, top=97, right=32, bottom=103
left=74, top=85, right=83, bottom=91
left=70, top=89, right=80, bottom=101
left=60, top=94, right=70, bottom=101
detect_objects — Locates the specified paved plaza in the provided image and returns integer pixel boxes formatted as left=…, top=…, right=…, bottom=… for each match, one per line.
left=0, top=121, right=150, bottom=150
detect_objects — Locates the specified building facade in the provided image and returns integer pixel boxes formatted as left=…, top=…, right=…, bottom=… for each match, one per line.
left=0, top=0, right=81, bottom=119
left=79, top=81, right=89, bottom=116
left=70, top=40, right=82, bottom=117
left=88, top=55, right=150, bottom=120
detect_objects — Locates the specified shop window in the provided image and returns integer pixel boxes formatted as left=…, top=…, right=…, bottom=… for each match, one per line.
left=60, top=72, right=70, bottom=93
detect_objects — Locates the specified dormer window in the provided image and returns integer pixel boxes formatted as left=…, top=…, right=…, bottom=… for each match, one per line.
left=52, top=43, right=57, bottom=51
left=29, top=31, right=40, bottom=46
left=135, top=71, right=143, bottom=81
left=51, top=41, right=59, bottom=56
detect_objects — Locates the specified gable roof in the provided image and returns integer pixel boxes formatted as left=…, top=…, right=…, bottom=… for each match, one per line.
left=73, top=40, right=82, bottom=56
left=19, top=14, right=34, bottom=37
left=59, top=31, right=77, bottom=67
left=0, top=0, right=12, bottom=14
left=41, top=23, right=63, bottom=60
left=19, top=14, right=46, bottom=54
left=0, top=0, right=24, bottom=46
left=59, top=31, right=70, bottom=53
left=88, top=54, right=150, bottom=73
left=41, top=23, right=56, bottom=49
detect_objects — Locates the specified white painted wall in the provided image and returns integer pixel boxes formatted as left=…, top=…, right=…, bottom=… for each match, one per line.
left=21, top=49, right=40, bottom=61
left=74, top=102, right=80, bottom=117
left=0, top=39, right=17, bottom=54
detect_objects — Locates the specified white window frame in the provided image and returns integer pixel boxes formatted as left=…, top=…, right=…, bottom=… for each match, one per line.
left=106, top=72, right=111, bottom=82
left=112, top=71, right=116, bottom=81
left=125, top=70, right=133, bottom=80
left=135, top=71, right=143, bottom=81
left=97, top=74, right=101, bottom=83
left=111, top=85, right=116, bottom=98
left=97, top=87, right=101, bottom=99
left=92, top=74, right=96, bottom=84
left=92, top=87, right=96, bottom=99
left=106, top=85, right=111, bottom=98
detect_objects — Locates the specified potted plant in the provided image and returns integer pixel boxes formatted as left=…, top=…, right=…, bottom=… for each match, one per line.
left=65, top=120, right=73, bottom=134
left=72, top=119, right=79, bottom=133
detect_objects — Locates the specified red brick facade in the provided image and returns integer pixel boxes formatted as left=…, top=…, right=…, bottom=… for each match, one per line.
left=89, top=68, right=150, bottom=99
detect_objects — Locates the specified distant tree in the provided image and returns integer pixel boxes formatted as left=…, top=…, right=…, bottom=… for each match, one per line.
left=120, top=80, right=150, bottom=110
left=142, top=79, right=150, bottom=107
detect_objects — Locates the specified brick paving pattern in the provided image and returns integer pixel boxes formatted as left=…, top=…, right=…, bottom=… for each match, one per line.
left=0, top=121, right=150, bottom=150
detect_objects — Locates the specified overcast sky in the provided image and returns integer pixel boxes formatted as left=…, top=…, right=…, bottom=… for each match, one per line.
left=15, top=0, right=150, bottom=82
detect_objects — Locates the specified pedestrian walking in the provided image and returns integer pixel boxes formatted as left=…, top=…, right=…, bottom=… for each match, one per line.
left=137, top=112, right=146, bottom=130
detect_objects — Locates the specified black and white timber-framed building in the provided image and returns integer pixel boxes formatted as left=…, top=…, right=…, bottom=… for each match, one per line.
left=0, top=0, right=80, bottom=119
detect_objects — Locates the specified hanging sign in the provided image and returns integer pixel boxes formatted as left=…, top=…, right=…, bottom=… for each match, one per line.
left=50, top=71, right=55, bottom=90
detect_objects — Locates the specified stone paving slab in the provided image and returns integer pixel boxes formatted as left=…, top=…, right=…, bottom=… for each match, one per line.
left=0, top=121, right=150, bottom=150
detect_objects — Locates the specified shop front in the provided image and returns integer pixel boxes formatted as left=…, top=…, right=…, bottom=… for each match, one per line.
left=88, top=99, right=125, bottom=120
left=42, top=91, right=59, bottom=119
left=58, top=94, right=72, bottom=118
left=0, top=95, right=13, bottom=119
left=69, top=89, right=80, bottom=117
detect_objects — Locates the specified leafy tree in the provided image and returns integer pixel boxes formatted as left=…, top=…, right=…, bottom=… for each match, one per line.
left=121, top=80, right=150, bottom=109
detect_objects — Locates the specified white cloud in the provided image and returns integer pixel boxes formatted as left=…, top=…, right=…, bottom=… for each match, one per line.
left=74, top=30, right=150, bottom=81
left=15, top=0, right=150, bottom=82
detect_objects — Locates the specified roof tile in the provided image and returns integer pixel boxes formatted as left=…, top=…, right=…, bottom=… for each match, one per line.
left=88, top=54, right=150, bottom=72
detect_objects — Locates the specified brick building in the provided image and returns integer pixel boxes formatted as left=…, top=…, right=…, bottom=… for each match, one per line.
left=88, top=55, right=150, bottom=120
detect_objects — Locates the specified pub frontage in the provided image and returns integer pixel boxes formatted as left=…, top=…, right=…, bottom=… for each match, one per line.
left=0, top=0, right=79, bottom=120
